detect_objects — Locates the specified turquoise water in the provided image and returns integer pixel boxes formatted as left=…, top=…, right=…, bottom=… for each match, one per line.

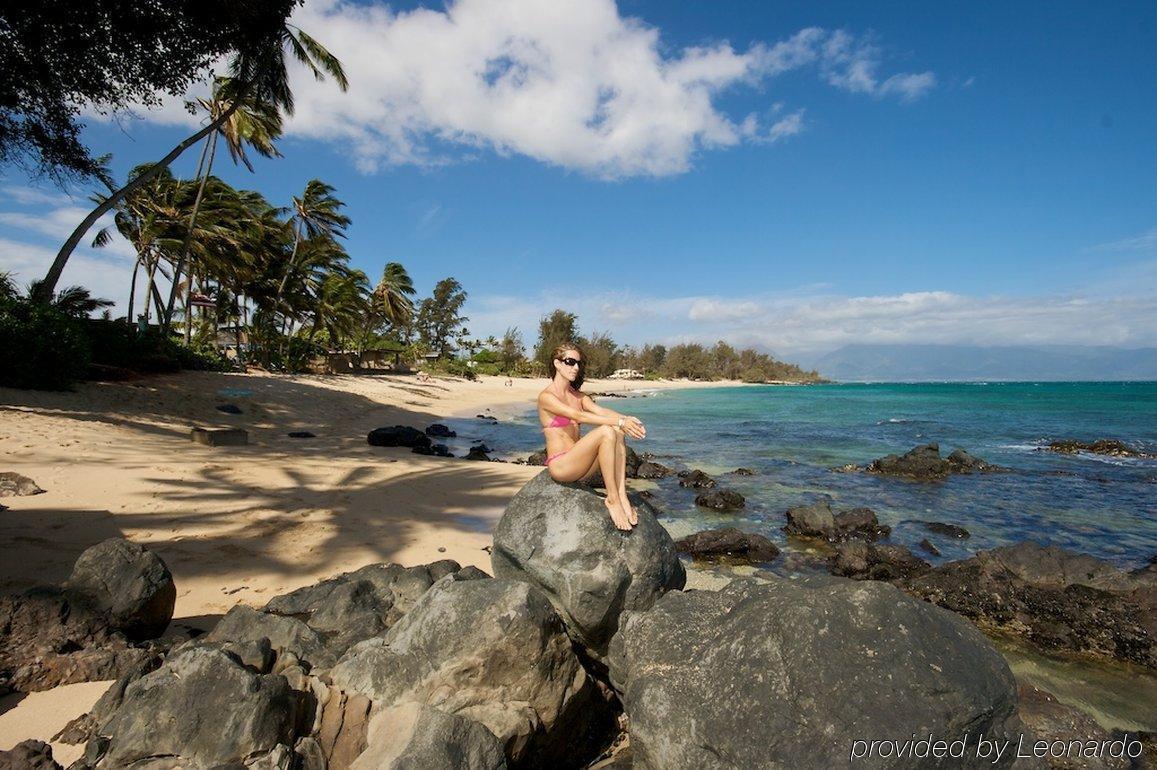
left=454, top=382, right=1156, bottom=569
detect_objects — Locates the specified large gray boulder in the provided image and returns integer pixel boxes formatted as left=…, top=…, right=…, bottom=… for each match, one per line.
left=64, top=538, right=176, bottom=641
left=352, top=704, right=507, bottom=770
left=608, top=577, right=1023, bottom=769
left=85, top=646, right=297, bottom=769
left=490, top=471, right=685, bottom=659
left=332, top=575, right=608, bottom=766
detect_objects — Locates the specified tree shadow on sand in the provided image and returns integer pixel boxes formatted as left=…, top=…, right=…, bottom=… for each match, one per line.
left=0, top=371, right=540, bottom=611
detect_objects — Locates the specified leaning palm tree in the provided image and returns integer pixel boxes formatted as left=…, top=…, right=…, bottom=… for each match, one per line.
left=37, top=22, right=347, bottom=302
left=163, top=77, right=286, bottom=339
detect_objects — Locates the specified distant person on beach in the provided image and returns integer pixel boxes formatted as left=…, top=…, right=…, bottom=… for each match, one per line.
left=538, top=342, right=646, bottom=530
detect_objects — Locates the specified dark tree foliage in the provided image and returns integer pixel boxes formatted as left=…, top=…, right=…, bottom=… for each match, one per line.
left=533, top=309, right=579, bottom=370
left=0, top=0, right=300, bottom=182
left=416, top=278, right=468, bottom=359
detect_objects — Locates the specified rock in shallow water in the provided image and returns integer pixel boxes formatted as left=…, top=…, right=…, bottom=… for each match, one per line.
left=693, top=489, right=746, bottom=511
left=608, top=576, right=1024, bottom=769
left=490, top=470, right=685, bottom=660
left=675, top=527, right=778, bottom=564
left=902, top=542, right=1157, bottom=668
left=852, top=442, right=1007, bottom=480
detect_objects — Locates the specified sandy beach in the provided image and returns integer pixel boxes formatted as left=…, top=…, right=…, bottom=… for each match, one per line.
left=0, top=369, right=734, bottom=758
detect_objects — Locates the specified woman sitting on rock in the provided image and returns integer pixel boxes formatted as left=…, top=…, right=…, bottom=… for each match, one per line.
left=538, top=342, right=647, bottom=531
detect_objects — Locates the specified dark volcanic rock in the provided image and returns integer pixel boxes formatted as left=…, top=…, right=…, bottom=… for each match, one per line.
left=1043, top=439, right=1154, bottom=459
left=368, top=425, right=432, bottom=450
left=922, top=520, right=971, bottom=539
left=215, top=403, right=243, bottom=414
left=288, top=431, right=316, bottom=438
left=607, top=577, right=1023, bottom=769
left=81, top=646, right=297, bottom=769
left=675, top=527, right=779, bottom=564
left=635, top=460, right=672, bottom=479
left=1015, top=682, right=1134, bottom=769
left=0, top=472, right=45, bottom=497
left=902, top=542, right=1157, bottom=668
left=0, top=740, right=61, bottom=769
left=425, top=423, right=457, bottom=438
left=677, top=469, right=715, bottom=489
left=224, top=560, right=473, bottom=668
left=730, top=467, right=757, bottom=476
left=860, top=443, right=1007, bottom=480
left=491, top=471, right=685, bottom=660
left=204, top=605, right=331, bottom=668
left=0, top=589, right=155, bottom=696
left=413, top=443, right=452, bottom=457
left=784, top=500, right=890, bottom=542
left=919, top=539, right=942, bottom=557
left=526, top=449, right=547, bottom=466
left=783, top=500, right=835, bottom=538
left=832, top=506, right=891, bottom=541
left=464, top=445, right=492, bottom=461
left=64, top=538, right=176, bottom=641
left=332, top=575, right=609, bottom=766
left=0, top=540, right=178, bottom=695
left=354, top=703, right=507, bottom=769
left=828, top=541, right=932, bottom=581
left=693, top=489, right=746, bottom=511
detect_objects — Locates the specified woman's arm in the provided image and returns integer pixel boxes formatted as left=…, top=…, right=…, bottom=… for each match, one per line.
left=581, top=394, right=647, bottom=439
left=538, top=391, right=622, bottom=427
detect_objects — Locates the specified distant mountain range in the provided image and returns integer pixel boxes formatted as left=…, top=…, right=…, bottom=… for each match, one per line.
left=799, top=344, right=1157, bottom=382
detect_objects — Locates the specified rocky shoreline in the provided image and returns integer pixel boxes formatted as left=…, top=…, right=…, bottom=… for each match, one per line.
left=2, top=469, right=1154, bottom=768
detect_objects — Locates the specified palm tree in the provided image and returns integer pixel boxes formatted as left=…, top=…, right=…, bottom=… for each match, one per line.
left=163, top=77, right=286, bottom=339
left=310, top=269, right=370, bottom=346
left=371, top=262, right=416, bottom=329
left=274, top=180, right=350, bottom=340
left=37, top=22, right=347, bottom=302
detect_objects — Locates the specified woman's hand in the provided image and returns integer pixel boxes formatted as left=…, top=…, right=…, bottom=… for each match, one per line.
left=618, top=415, right=646, bottom=440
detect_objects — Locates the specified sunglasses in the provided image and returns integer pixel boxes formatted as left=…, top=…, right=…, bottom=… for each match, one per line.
left=558, top=357, right=583, bottom=367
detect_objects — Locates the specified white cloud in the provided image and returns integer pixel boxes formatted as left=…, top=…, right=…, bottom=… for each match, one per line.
left=819, top=30, right=936, bottom=103
left=465, top=288, right=1157, bottom=355
left=0, top=237, right=137, bottom=317
left=0, top=202, right=143, bottom=316
left=97, top=0, right=934, bottom=178
left=1092, top=227, right=1157, bottom=253
left=1, top=186, right=73, bottom=206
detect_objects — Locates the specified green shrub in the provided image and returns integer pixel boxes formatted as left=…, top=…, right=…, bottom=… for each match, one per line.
left=0, top=296, right=91, bottom=390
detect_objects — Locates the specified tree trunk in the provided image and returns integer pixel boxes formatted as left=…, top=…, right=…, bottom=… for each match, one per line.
left=35, top=97, right=244, bottom=303
left=164, top=129, right=219, bottom=338
left=126, top=257, right=142, bottom=328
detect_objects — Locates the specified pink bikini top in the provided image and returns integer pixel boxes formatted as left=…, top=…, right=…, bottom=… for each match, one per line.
left=545, top=414, right=576, bottom=429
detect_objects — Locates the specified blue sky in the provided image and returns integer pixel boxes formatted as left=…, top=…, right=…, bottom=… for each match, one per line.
left=2, top=0, right=1154, bottom=360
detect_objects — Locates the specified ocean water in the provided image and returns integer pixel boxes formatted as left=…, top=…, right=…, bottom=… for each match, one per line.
left=449, top=382, right=1157, bottom=569
left=443, top=381, right=1157, bottom=729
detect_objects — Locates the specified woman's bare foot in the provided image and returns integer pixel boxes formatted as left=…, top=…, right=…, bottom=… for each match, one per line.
left=604, top=497, right=633, bottom=531
left=621, top=492, right=638, bottom=526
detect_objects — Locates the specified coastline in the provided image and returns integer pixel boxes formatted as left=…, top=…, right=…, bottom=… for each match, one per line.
left=0, top=370, right=741, bottom=758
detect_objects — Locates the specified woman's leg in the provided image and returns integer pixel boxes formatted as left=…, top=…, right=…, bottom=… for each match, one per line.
left=614, top=429, right=637, bottom=525
left=548, top=425, right=633, bottom=530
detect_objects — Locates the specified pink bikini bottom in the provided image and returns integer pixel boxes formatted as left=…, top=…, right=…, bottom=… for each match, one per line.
left=545, top=451, right=569, bottom=465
